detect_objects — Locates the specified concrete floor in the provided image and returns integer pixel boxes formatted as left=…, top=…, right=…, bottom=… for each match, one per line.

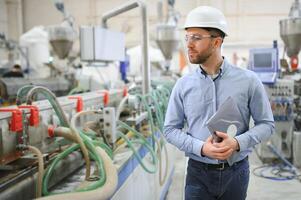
left=165, top=149, right=301, bottom=200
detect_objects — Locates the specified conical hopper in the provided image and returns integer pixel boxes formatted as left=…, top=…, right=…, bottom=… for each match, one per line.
left=280, top=17, right=301, bottom=57
left=156, top=24, right=180, bottom=60
left=49, top=40, right=73, bottom=59
left=48, top=26, right=74, bottom=59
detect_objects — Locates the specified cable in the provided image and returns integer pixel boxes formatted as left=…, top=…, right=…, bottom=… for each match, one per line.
left=134, top=94, right=157, bottom=149
left=116, top=130, right=157, bottom=174
left=252, top=142, right=301, bottom=181
left=252, top=163, right=300, bottom=181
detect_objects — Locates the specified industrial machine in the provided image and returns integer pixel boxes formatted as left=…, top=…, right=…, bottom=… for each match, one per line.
left=0, top=80, right=175, bottom=200
left=279, top=0, right=301, bottom=71
left=0, top=77, right=72, bottom=106
left=248, top=47, right=279, bottom=84
left=49, top=0, right=76, bottom=60
left=279, top=0, right=301, bottom=166
left=0, top=1, right=78, bottom=106
left=0, top=1, right=178, bottom=200
left=253, top=0, right=301, bottom=165
left=257, top=78, right=294, bottom=160
left=156, top=0, right=180, bottom=72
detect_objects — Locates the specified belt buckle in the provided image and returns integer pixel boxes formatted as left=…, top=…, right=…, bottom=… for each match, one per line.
left=216, top=163, right=225, bottom=170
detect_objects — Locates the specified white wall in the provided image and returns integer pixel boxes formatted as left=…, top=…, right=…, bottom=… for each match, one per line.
left=0, top=0, right=8, bottom=36
left=19, top=0, right=294, bottom=45
left=1, top=0, right=297, bottom=68
left=0, top=0, right=8, bottom=62
left=0, top=0, right=23, bottom=40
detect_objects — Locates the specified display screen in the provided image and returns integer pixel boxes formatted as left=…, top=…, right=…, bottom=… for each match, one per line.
left=253, top=53, right=272, bottom=68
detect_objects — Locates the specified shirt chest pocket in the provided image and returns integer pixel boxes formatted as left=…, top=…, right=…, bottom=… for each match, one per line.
left=184, top=94, right=212, bottom=119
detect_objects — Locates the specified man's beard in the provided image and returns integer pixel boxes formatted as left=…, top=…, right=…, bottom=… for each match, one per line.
left=189, top=45, right=214, bottom=64
left=189, top=52, right=212, bottom=64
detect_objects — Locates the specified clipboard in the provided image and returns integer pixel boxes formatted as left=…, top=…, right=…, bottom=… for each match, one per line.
left=206, top=96, right=243, bottom=165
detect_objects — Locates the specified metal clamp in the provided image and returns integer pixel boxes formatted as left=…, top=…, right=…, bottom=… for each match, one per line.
left=0, top=108, right=23, bottom=132
left=68, top=96, right=84, bottom=112
left=97, top=90, right=110, bottom=106
left=18, top=105, right=40, bottom=127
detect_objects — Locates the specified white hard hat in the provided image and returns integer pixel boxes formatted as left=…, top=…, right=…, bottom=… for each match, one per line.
left=184, top=6, right=229, bottom=36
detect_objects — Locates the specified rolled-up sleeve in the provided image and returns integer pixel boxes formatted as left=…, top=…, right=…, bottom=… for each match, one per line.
left=163, top=80, right=204, bottom=156
left=235, top=76, right=275, bottom=151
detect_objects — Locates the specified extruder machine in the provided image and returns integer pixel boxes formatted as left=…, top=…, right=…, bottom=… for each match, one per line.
left=0, top=0, right=182, bottom=199
left=0, top=81, right=175, bottom=200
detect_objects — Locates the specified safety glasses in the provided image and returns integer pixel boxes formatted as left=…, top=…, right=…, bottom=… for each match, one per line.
left=185, top=34, right=217, bottom=43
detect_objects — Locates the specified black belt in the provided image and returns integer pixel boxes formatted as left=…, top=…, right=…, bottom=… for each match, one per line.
left=190, top=157, right=247, bottom=170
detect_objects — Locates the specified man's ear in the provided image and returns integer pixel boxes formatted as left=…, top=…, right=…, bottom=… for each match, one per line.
left=214, top=37, right=223, bottom=48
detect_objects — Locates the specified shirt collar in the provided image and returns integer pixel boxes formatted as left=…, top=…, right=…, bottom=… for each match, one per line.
left=196, top=57, right=228, bottom=79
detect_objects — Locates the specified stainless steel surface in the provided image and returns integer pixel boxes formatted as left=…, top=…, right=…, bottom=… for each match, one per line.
left=50, top=40, right=73, bottom=59
left=80, top=26, right=125, bottom=62
left=289, top=0, right=301, bottom=18
left=103, top=107, right=117, bottom=145
left=48, top=26, right=74, bottom=59
left=101, top=0, right=150, bottom=95
left=0, top=77, right=71, bottom=99
left=156, top=24, right=180, bottom=60
left=0, top=151, right=84, bottom=200
left=0, top=90, right=123, bottom=165
left=279, top=18, right=301, bottom=57
left=279, top=0, right=301, bottom=57
left=126, top=111, right=148, bottom=126
left=79, top=26, right=94, bottom=61
left=0, top=120, right=18, bottom=164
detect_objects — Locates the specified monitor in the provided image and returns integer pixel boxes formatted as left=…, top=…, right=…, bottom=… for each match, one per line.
left=248, top=48, right=278, bottom=72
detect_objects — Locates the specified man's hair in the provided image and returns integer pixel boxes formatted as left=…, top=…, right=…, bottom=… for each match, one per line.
left=203, top=27, right=225, bottom=40
left=13, top=64, right=22, bottom=70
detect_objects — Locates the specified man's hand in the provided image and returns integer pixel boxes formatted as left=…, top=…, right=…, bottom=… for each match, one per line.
left=201, top=131, right=239, bottom=160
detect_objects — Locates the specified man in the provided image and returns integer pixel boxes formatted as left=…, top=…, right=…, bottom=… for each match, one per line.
left=163, top=6, right=274, bottom=200
left=2, top=64, right=24, bottom=78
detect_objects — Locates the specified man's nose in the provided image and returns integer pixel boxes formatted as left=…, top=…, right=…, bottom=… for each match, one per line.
left=186, top=40, right=194, bottom=49
left=186, top=40, right=194, bottom=48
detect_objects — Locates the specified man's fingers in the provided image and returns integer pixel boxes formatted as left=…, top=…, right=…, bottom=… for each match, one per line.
left=215, top=131, right=228, bottom=139
left=215, top=148, right=234, bottom=160
left=213, top=141, right=228, bottom=148
left=211, top=145, right=231, bottom=153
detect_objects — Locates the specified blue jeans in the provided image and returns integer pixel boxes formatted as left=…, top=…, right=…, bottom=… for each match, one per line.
left=185, top=158, right=249, bottom=200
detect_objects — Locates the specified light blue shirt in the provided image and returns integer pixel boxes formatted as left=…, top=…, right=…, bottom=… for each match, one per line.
left=163, top=59, right=275, bottom=164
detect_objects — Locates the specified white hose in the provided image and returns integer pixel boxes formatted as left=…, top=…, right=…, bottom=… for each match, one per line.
left=53, top=127, right=77, bottom=142
left=116, top=95, right=129, bottom=121
left=28, top=145, right=44, bottom=198
left=69, top=126, right=91, bottom=179
left=70, top=111, right=102, bottom=180
left=37, top=147, right=118, bottom=200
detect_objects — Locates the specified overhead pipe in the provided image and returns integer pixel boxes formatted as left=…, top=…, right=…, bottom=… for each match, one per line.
left=101, top=0, right=151, bottom=95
